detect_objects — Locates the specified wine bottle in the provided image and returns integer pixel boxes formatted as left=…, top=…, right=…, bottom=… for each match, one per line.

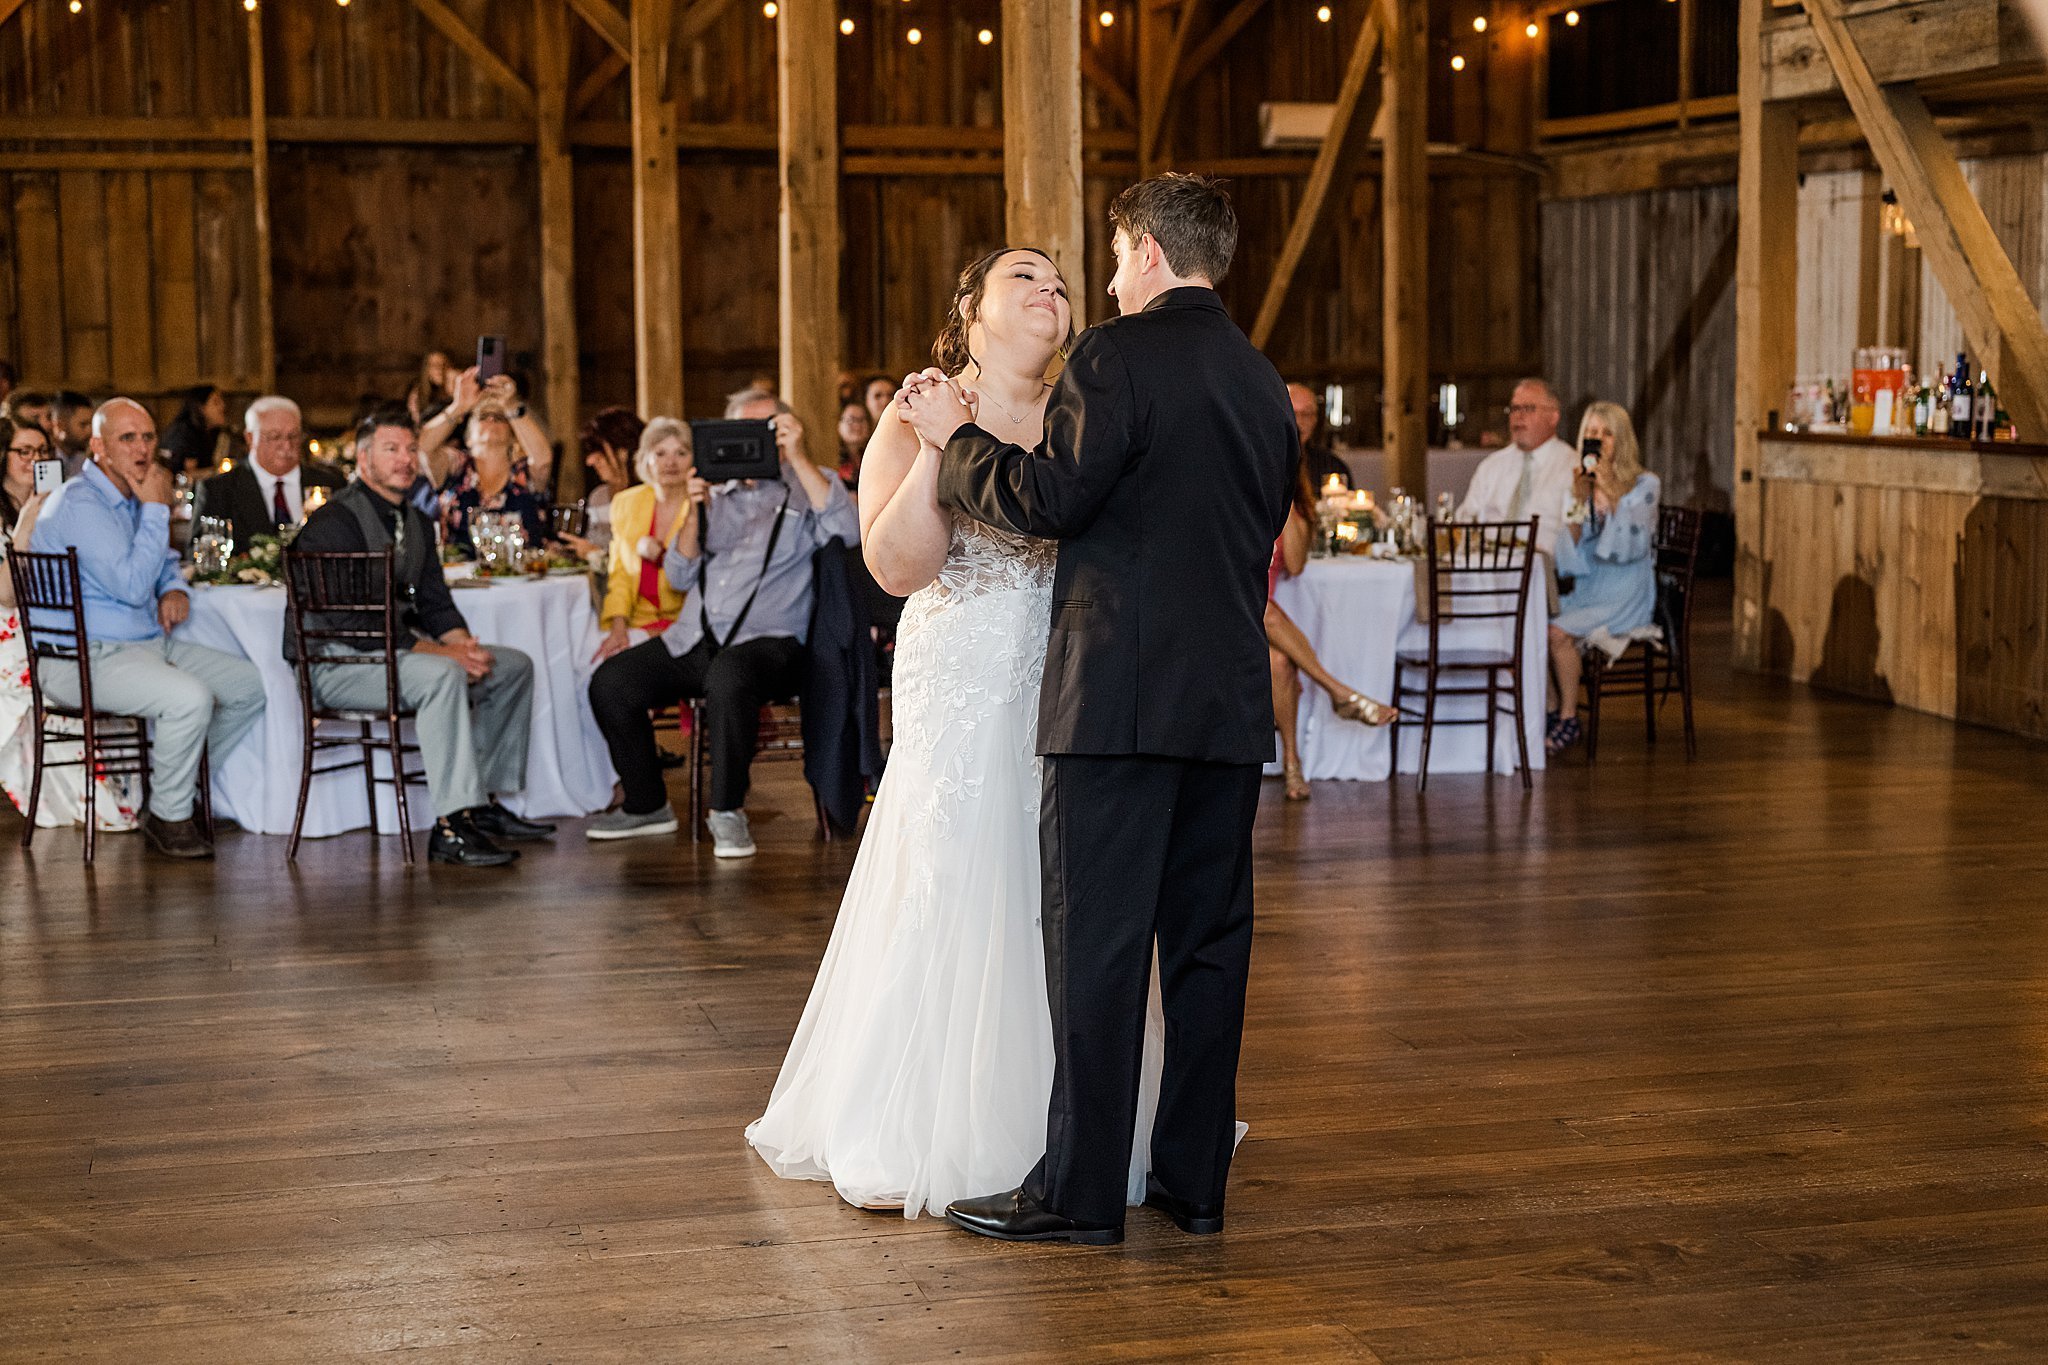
left=1949, top=354, right=1973, bottom=430
left=1973, top=372, right=1998, bottom=442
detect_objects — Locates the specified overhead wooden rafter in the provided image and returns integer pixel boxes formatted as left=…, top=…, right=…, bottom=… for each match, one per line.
left=572, top=50, right=630, bottom=118
left=1249, top=5, right=1382, bottom=351
left=1139, top=0, right=1203, bottom=175
left=407, top=0, right=536, bottom=115
left=1802, top=0, right=2048, bottom=438
left=1080, top=49, right=1139, bottom=130
left=1179, top=0, right=1270, bottom=88
left=0, top=0, right=28, bottom=31
left=567, top=0, right=629, bottom=57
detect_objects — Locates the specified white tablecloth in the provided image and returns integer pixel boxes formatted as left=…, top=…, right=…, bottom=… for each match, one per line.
left=177, top=575, right=617, bottom=836
left=1271, top=556, right=1548, bottom=781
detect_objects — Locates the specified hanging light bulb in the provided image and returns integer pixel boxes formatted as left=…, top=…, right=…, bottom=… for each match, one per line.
left=1315, top=4, right=1331, bottom=20
left=243, top=0, right=257, bottom=10
left=906, top=26, right=921, bottom=43
left=68, top=0, right=81, bottom=12
left=977, top=28, right=993, bottom=44
left=1098, top=9, right=1115, bottom=26
left=337, top=0, right=351, bottom=8
left=1564, top=9, right=1579, bottom=24
left=1450, top=54, right=1465, bottom=71
left=839, top=16, right=854, bottom=34
left=762, top=1, right=777, bottom=15
left=1472, top=15, right=1487, bottom=32
left=1524, top=20, right=1539, bottom=37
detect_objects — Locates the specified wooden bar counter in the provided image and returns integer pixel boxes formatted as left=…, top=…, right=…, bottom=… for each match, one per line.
left=1753, top=430, right=2048, bottom=738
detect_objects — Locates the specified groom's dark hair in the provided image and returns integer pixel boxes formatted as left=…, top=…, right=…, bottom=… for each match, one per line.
left=1109, top=173, right=1237, bottom=286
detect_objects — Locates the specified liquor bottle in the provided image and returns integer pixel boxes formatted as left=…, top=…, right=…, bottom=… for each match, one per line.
left=1912, top=381, right=1932, bottom=436
left=1972, top=372, right=1998, bottom=442
left=1931, top=378, right=1951, bottom=435
left=1822, top=377, right=1838, bottom=426
left=1949, top=353, right=1974, bottom=430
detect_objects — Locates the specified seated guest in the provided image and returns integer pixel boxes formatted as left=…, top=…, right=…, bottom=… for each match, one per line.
left=1544, top=400, right=1660, bottom=756
left=1287, top=382, right=1352, bottom=492
left=159, top=385, right=231, bottom=479
left=440, top=391, right=550, bottom=558
left=28, top=398, right=266, bottom=859
left=2, top=388, right=51, bottom=438
left=420, top=367, right=555, bottom=501
left=860, top=373, right=895, bottom=428
left=568, top=406, right=644, bottom=562
left=1458, top=377, right=1576, bottom=556
left=291, top=406, right=552, bottom=867
left=406, top=347, right=452, bottom=420
left=1268, top=465, right=1392, bottom=801
left=1, top=415, right=49, bottom=533
left=50, top=390, right=95, bottom=478
left=193, top=395, right=345, bottom=547
left=836, top=401, right=873, bottom=489
left=585, top=386, right=860, bottom=856
left=594, top=418, right=694, bottom=661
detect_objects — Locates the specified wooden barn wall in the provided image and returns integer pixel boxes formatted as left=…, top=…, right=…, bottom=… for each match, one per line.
left=0, top=0, right=1542, bottom=439
left=1539, top=185, right=1739, bottom=512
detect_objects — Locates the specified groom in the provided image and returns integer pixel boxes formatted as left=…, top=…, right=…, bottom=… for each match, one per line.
left=900, top=174, right=1297, bottom=1245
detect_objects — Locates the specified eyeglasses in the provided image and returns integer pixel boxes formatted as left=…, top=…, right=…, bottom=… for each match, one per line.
left=255, top=430, right=303, bottom=445
left=1504, top=403, right=1557, bottom=417
left=8, top=441, right=50, bottom=458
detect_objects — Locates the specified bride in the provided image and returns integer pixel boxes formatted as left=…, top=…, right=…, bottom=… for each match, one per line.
left=746, top=247, right=1170, bottom=1216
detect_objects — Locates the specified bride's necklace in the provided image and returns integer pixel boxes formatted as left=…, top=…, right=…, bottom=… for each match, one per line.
left=976, top=381, right=1049, bottom=427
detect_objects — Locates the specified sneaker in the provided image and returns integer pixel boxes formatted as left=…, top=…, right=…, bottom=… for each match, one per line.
left=705, top=808, right=756, bottom=858
left=585, top=804, right=682, bottom=841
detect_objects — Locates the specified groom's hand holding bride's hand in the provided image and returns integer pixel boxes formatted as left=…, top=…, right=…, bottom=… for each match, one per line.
left=896, top=368, right=976, bottom=450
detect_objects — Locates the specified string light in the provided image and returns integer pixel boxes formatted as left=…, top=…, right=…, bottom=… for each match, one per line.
left=1472, top=15, right=1486, bottom=32
left=68, top=0, right=81, bottom=11
left=1098, top=9, right=1115, bottom=25
left=1315, top=5, right=1331, bottom=20
left=906, top=26, right=921, bottom=43
left=1450, top=54, right=1465, bottom=71
left=337, top=0, right=350, bottom=8
left=243, top=0, right=256, bottom=9
left=762, top=1, right=777, bottom=15
left=977, top=27, right=993, bottom=44
left=1524, top=20, right=1539, bottom=36
left=839, top=16, right=854, bottom=34
left=1564, top=8, right=1579, bottom=23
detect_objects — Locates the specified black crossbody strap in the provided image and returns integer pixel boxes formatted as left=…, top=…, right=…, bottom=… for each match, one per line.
left=698, top=486, right=793, bottom=652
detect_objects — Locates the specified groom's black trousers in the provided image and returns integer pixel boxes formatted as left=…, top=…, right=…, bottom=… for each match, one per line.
left=1026, top=752, right=1263, bottom=1228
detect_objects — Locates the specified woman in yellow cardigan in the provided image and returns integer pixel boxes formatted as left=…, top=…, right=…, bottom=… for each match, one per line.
left=594, top=418, right=700, bottom=662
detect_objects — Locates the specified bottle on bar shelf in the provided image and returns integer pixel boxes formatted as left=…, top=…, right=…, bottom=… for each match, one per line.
left=1972, top=371, right=1998, bottom=442
left=1931, top=371, right=1952, bottom=435
left=1912, top=380, right=1933, bottom=436
left=1949, top=352, right=1974, bottom=432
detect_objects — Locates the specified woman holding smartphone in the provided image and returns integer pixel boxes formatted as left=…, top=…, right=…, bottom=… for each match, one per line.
left=0, top=415, right=50, bottom=533
left=1544, top=401, right=1660, bottom=756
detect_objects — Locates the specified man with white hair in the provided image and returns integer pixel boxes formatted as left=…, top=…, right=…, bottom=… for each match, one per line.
left=29, top=398, right=266, bottom=859
left=1458, top=376, right=1578, bottom=556
left=192, top=395, right=345, bottom=548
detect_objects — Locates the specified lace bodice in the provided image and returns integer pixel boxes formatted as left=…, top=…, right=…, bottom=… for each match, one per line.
left=920, top=513, right=1056, bottom=605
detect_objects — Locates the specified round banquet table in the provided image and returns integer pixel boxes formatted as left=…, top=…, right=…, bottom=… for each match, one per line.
left=1269, top=555, right=1548, bottom=781
left=176, top=574, right=618, bottom=836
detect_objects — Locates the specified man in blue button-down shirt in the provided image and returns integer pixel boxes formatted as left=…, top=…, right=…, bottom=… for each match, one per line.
left=30, top=398, right=265, bottom=859
left=586, top=388, right=860, bottom=855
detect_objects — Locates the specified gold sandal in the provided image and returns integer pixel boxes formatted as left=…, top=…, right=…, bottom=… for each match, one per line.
left=1283, top=760, right=1311, bottom=801
left=1335, top=692, right=1397, bottom=727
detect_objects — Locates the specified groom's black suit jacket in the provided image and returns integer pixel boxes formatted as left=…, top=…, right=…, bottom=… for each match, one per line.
left=936, top=287, right=1297, bottom=767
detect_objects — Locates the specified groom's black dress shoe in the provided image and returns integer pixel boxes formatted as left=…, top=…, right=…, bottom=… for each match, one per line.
left=428, top=815, right=519, bottom=868
left=470, top=801, right=556, bottom=842
left=944, top=1188, right=1123, bottom=1246
left=1142, top=1176, right=1225, bottom=1235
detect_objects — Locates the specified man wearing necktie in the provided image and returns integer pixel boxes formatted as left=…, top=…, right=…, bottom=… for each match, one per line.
left=1457, top=377, right=1576, bottom=557
left=192, top=395, right=345, bottom=548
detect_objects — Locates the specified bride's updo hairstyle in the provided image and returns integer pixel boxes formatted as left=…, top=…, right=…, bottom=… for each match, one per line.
left=932, top=246, right=1070, bottom=377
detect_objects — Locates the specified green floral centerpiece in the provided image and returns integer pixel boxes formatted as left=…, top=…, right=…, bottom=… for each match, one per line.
left=192, top=529, right=295, bottom=587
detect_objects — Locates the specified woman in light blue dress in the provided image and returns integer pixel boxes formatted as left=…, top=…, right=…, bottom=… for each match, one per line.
left=1545, top=400, right=1659, bottom=754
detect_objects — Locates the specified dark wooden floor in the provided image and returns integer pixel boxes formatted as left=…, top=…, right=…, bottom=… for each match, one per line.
left=5, top=586, right=2048, bottom=1362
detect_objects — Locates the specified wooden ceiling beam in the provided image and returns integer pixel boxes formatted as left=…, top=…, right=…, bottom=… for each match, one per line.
left=408, top=0, right=536, bottom=114
left=0, top=0, right=28, bottom=31
left=1140, top=0, right=1202, bottom=172
left=1080, top=48, right=1139, bottom=130
left=566, top=0, right=630, bottom=58
left=571, top=49, right=629, bottom=118
left=1178, top=0, right=1271, bottom=89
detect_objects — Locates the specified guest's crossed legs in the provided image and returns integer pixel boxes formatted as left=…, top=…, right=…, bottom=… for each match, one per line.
left=1028, top=754, right=1263, bottom=1230
left=39, top=637, right=266, bottom=821
left=588, top=635, right=806, bottom=815
left=312, top=646, right=534, bottom=818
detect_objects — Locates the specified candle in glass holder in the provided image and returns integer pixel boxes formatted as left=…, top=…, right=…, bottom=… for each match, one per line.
left=217, top=455, right=234, bottom=475
left=302, top=485, right=329, bottom=517
left=1335, top=522, right=1359, bottom=548
left=1322, top=473, right=1345, bottom=500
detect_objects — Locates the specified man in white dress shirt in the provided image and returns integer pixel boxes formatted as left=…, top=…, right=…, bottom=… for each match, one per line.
left=191, top=395, right=344, bottom=547
left=1458, top=377, right=1577, bottom=555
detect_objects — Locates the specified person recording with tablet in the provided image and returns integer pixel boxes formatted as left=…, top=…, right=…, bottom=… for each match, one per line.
left=584, top=386, right=859, bottom=858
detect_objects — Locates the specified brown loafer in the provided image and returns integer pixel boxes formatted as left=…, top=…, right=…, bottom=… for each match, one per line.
left=142, top=812, right=213, bottom=860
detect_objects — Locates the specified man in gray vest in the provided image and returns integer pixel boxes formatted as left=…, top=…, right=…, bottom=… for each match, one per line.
left=288, top=405, right=551, bottom=867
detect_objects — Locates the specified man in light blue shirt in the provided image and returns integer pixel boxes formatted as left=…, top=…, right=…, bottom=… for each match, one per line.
left=586, top=388, right=860, bottom=855
left=30, top=398, right=265, bottom=859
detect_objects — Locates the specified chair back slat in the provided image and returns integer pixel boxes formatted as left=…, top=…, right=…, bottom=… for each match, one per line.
left=5, top=546, right=105, bottom=722
left=1650, top=505, right=1704, bottom=653
left=282, top=548, right=406, bottom=723
left=1420, top=516, right=1541, bottom=629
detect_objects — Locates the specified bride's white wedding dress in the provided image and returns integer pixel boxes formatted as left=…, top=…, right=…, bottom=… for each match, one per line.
left=746, top=512, right=1169, bottom=1218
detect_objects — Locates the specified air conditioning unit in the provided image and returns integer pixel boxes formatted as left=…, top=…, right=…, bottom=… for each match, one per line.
left=1259, top=102, right=1335, bottom=148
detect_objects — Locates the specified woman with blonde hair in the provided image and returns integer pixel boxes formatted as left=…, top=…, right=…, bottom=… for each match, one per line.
left=1545, top=400, right=1660, bottom=755
left=593, top=417, right=700, bottom=663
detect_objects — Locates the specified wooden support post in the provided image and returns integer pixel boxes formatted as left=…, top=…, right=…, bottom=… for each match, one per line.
left=536, top=0, right=582, bottom=499
left=778, top=0, right=840, bottom=462
left=248, top=0, right=276, bottom=393
left=632, top=0, right=684, bottom=417
left=1249, top=6, right=1382, bottom=352
left=1004, top=0, right=1087, bottom=308
left=1733, top=0, right=1798, bottom=671
left=1804, top=0, right=2048, bottom=439
left=1380, top=0, right=1428, bottom=497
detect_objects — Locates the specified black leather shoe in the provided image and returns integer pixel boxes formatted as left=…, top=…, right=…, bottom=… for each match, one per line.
left=469, top=801, right=556, bottom=842
left=142, top=812, right=213, bottom=860
left=1142, top=1176, right=1225, bottom=1235
left=428, top=815, right=518, bottom=868
left=943, top=1188, right=1122, bottom=1246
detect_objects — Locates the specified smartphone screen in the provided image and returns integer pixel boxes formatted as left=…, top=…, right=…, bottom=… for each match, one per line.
left=476, top=334, right=506, bottom=381
left=1579, top=435, right=1603, bottom=474
left=32, top=458, right=62, bottom=495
